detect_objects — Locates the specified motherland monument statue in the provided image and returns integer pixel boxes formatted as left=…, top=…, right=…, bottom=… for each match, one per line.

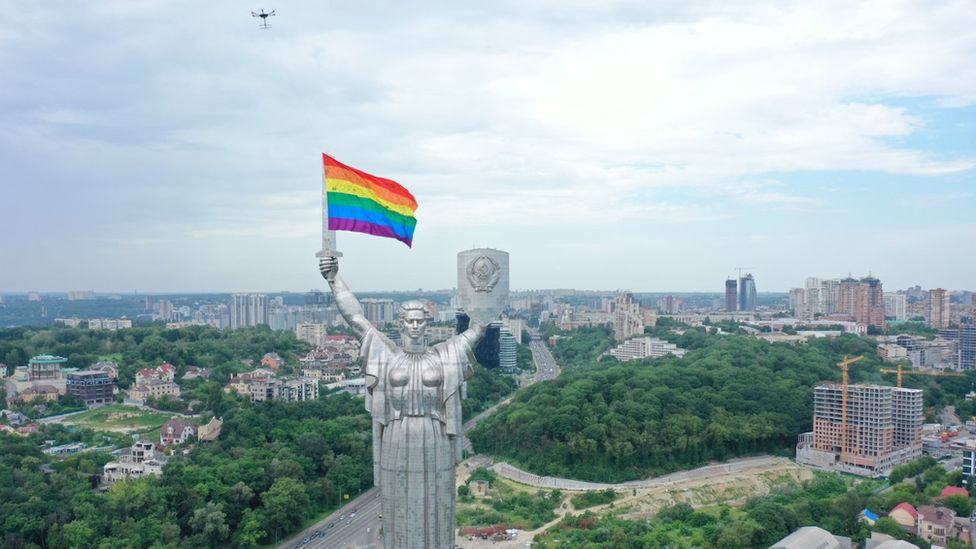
left=315, top=154, right=504, bottom=548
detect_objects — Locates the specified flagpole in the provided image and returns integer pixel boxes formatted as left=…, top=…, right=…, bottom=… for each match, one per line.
left=316, top=157, right=342, bottom=259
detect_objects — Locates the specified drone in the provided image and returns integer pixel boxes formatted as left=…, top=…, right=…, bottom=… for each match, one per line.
left=251, top=9, right=276, bottom=29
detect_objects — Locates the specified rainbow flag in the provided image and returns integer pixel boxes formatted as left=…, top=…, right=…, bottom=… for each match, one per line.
left=323, top=153, right=418, bottom=247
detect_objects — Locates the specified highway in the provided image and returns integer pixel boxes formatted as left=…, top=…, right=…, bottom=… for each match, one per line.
left=279, top=487, right=382, bottom=549
left=528, top=335, right=560, bottom=382
left=280, top=333, right=562, bottom=549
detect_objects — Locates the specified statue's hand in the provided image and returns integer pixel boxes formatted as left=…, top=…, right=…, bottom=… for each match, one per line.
left=319, top=256, right=339, bottom=282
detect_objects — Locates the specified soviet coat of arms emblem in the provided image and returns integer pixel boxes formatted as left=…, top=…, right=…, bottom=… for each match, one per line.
left=466, top=255, right=501, bottom=293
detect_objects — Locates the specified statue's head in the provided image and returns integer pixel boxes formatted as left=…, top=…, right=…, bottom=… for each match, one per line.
left=399, top=300, right=430, bottom=350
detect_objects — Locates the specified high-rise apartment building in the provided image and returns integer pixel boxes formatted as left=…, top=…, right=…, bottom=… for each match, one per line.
left=362, top=299, right=397, bottom=326
left=940, top=325, right=976, bottom=370
left=725, top=279, right=738, bottom=311
left=821, top=279, right=840, bottom=314
left=927, top=288, right=950, bottom=329
left=305, top=289, right=330, bottom=306
left=738, top=274, right=757, bottom=311
left=157, top=299, right=174, bottom=322
left=797, top=383, right=922, bottom=475
left=837, top=276, right=886, bottom=331
left=497, top=324, right=517, bottom=374
left=230, top=294, right=269, bottom=329
left=884, top=292, right=907, bottom=321
left=611, top=292, right=644, bottom=342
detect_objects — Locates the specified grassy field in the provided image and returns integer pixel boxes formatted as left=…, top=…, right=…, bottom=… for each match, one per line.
left=63, top=404, right=178, bottom=433
left=456, top=472, right=564, bottom=529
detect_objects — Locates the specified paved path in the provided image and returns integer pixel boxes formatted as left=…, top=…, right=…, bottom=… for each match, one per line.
left=491, top=455, right=786, bottom=491
left=37, top=410, right=87, bottom=423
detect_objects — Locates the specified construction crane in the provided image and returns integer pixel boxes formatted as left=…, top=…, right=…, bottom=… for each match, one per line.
left=880, top=364, right=965, bottom=387
left=837, top=355, right=864, bottom=460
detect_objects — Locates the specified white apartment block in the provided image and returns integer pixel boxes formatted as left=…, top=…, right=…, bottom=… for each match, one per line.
left=296, top=323, right=329, bottom=347
left=609, top=337, right=686, bottom=362
left=884, top=292, right=907, bottom=321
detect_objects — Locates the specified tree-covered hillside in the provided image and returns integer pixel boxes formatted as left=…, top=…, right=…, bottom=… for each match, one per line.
left=470, top=329, right=909, bottom=482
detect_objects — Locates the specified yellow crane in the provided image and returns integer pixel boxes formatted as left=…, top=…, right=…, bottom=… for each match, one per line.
left=837, top=355, right=864, bottom=460
left=880, top=364, right=965, bottom=387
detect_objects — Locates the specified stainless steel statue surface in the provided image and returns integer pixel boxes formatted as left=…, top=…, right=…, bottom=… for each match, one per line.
left=320, top=256, right=485, bottom=549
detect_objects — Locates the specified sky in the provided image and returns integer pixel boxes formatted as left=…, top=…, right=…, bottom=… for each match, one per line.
left=1, top=1, right=974, bottom=293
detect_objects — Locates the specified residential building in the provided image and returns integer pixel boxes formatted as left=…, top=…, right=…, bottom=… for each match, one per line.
left=128, top=380, right=181, bottom=401
left=102, top=441, right=166, bottom=484
left=182, top=366, right=211, bottom=380
left=928, top=288, right=951, bottom=329
left=135, top=363, right=176, bottom=384
left=66, top=370, right=115, bottom=408
left=609, top=337, right=686, bottom=362
left=197, top=416, right=223, bottom=441
left=738, top=273, right=757, bottom=311
left=877, top=343, right=908, bottom=362
left=888, top=502, right=918, bottom=531
left=884, top=292, right=908, bottom=321
left=916, top=504, right=955, bottom=545
left=362, top=298, right=397, bottom=326
left=87, top=318, right=134, bottom=330
left=725, top=278, right=737, bottom=311
left=230, top=294, right=269, bottom=329
left=426, top=325, right=457, bottom=343
left=796, top=383, right=923, bottom=476
left=965, top=440, right=976, bottom=485
left=157, top=299, right=174, bottom=322
left=16, top=384, right=60, bottom=403
left=67, top=290, right=95, bottom=301
left=91, top=361, right=119, bottom=379
left=261, top=352, right=284, bottom=371
left=837, top=276, right=886, bottom=331
left=277, top=378, right=319, bottom=402
left=305, top=289, right=329, bottom=305
left=224, top=370, right=318, bottom=402
left=29, top=354, right=67, bottom=381
left=610, top=292, right=644, bottom=342
left=505, top=318, right=526, bottom=344
left=160, top=419, right=196, bottom=446
left=940, top=325, right=976, bottom=370
left=296, top=322, right=329, bottom=347
left=498, top=324, right=517, bottom=374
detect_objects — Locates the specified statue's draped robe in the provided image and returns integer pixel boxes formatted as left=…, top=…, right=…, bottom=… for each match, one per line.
left=362, top=327, right=476, bottom=549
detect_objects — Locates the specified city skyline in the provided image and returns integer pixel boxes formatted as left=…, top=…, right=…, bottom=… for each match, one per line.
left=2, top=3, right=974, bottom=293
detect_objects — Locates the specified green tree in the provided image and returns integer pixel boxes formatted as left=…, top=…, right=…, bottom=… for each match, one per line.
left=190, top=502, right=230, bottom=546
left=260, top=477, right=311, bottom=539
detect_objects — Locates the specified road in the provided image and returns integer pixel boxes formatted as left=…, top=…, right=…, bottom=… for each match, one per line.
left=529, top=335, right=560, bottom=382
left=37, top=410, right=88, bottom=424
left=281, top=488, right=383, bottom=549
left=281, top=335, right=564, bottom=548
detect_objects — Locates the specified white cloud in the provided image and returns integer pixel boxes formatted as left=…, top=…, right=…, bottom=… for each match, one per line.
left=1, top=0, right=975, bottom=290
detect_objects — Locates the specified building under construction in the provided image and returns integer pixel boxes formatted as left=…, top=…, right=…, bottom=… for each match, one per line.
left=796, top=383, right=923, bottom=476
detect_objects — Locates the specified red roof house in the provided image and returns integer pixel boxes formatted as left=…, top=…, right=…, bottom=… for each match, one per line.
left=941, top=486, right=968, bottom=498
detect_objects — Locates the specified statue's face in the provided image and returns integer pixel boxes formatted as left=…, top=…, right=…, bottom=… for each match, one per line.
left=400, top=310, right=427, bottom=342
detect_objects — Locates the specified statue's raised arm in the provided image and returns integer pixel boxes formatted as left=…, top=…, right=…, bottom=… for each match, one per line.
left=318, top=256, right=373, bottom=339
